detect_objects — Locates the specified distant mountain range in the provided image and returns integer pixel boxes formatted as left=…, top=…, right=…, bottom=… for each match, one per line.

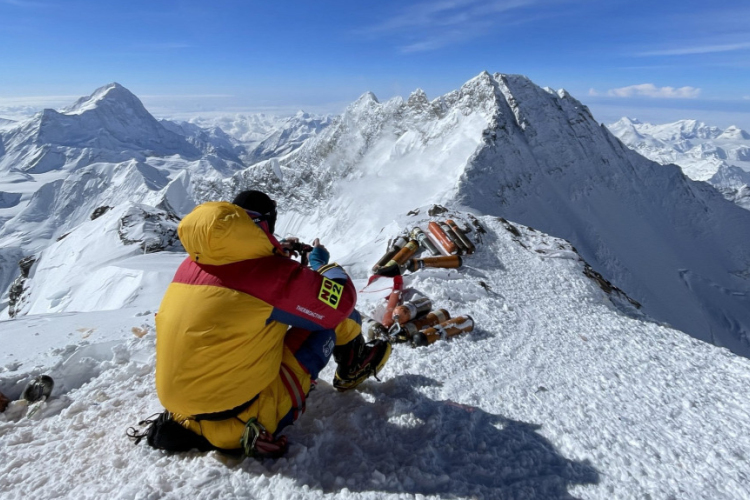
left=1, top=75, right=750, bottom=358
left=608, top=117, right=750, bottom=210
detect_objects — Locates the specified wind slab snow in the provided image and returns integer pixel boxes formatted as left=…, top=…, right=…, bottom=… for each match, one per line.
left=1, top=73, right=750, bottom=499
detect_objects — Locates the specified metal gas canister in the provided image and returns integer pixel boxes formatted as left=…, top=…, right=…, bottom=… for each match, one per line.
left=392, top=296, right=432, bottom=324
left=412, top=316, right=475, bottom=346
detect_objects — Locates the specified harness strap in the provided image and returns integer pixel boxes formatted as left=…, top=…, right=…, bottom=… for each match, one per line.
left=279, top=364, right=306, bottom=421
left=193, top=394, right=259, bottom=422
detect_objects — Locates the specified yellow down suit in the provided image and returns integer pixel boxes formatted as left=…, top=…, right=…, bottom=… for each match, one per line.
left=155, top=201, right=360, bottom=450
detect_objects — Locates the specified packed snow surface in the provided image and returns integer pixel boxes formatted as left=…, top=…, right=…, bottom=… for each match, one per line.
left=2, top=213, right=750, bottom=500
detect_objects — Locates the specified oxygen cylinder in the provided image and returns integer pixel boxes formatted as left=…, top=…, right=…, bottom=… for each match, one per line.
left=399, top=309, right=451, bottom=338
left=363, top=317, right=388, bottom=341
left=381, top=278, right=403, bottom=329
left=428, top=221, right=457, bottom=255
left=406, top=255, right=462, bottom=272
left=411, top=227, right=441, bottom=256
left=412, top=316, right=474, bottom=346
left=383, top=239, right=420, bottom=267
left=372, top=235, right=408, bottom=272
left=440, top=222, right=467, bottom=254
left=446, top=219, right=476, bottom=254
left=392, top=296, right=432, bottom=324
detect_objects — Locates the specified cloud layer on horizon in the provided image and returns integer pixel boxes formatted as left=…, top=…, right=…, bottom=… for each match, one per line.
left=590, top=84, right=701, bottom=99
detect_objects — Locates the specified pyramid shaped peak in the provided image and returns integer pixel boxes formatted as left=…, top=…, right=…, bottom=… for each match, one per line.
left=613, top=117, right=644, bottom=127
left=356, top=91, right=379, bottom=104
left=63, top=82, right=146, bottom=116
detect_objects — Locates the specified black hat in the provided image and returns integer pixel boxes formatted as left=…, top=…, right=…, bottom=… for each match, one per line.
left=232, top=190, right=277, bottom=233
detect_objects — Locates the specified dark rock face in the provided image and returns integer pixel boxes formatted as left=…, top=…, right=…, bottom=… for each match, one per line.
left=8, top=256, right=36, bottom=318
left=91, top=206, right=113, bottom=220
left=117, top=206, right=183, bottom=254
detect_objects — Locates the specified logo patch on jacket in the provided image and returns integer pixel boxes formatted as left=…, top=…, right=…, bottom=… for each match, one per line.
left=318, top=278, right=342, bottom=309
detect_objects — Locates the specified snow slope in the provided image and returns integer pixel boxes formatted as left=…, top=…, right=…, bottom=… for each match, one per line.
left=207, top=73, right=750, bottom=357
left=2, top=212, right=750, bottom=499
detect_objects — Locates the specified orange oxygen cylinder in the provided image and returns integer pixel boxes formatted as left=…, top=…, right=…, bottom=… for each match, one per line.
left=428, top=221, right=457, bottom=254
left=406, top=255, right=462, bottom=272
left=446, top=219, right=476, bottom=254
left=399, top=309, right=451, bottom=339
left=383, top=239, right=420, bottom=267
left=391, top=296, right=432, bottom=325
left=412, top=316, right=474, bottom=346
left=372, top=235, right=408, bottom=272
left=440, top=222, right=467, bottom=254
left=381, top=277, right=403, bottom=328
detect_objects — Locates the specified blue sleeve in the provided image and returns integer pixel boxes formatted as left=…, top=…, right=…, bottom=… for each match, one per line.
left=309, top=246, right=330, bottom=271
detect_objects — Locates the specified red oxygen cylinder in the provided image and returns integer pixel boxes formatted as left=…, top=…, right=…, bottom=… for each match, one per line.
left=440, top=222, right=467, bottom=254
left=412, top=316, right=474, bottom=346
left=381, top=277, right=403, bottom=328
left=428, top=221, right=457, bottom=254
left=446, top=219, right=476, bottom=254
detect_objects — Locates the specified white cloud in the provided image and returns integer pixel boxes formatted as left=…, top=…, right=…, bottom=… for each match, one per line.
left=637, top=42, right=750, bottom=57
left=361, top=0, right=560, bottom=53
left=592, top=84, right=701, bottom=99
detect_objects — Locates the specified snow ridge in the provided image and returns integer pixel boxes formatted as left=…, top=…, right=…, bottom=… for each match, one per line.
left=211, top=72, right=750, bottom=357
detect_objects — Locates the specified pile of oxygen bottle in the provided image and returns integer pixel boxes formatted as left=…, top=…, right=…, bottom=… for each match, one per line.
left=366, top=219, right=477, bottom=347
left=371, top=219, right=476, bottom=276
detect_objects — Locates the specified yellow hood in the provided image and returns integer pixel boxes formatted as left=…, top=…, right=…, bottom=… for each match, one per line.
left=178, top=201, right=275, bottom=265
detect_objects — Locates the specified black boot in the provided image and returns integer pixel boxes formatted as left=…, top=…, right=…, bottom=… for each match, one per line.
left=332, top=334, right=391, bottom=392
left=22, top=375, right=54, bottom=403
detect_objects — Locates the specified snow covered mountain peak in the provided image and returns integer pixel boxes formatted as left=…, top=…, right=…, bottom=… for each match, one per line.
left=243, top=70, right=750, bottom=357
left=62, top=82, right=145, bottom=116
left=0, top=83, right=203, bottom=176
left=719, top=125, right=750, bottom=140
left=355, top=91, right=380, bottom=106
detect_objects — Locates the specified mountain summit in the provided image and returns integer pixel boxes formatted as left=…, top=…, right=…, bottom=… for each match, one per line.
left=217, top=71, right=750, bottom=356
left=0, top=83, right=201, bottom=175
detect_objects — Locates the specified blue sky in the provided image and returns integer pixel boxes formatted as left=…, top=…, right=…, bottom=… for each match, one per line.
left=1, top=0, right=749, bottom=128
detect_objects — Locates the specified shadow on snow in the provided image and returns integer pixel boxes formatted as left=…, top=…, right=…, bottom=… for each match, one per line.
left=259, top=374, right=600, bottom=499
